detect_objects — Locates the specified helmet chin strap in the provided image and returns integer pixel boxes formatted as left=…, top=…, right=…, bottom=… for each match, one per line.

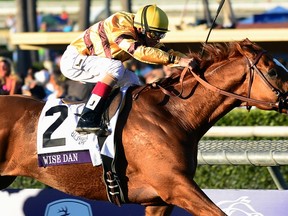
left=138, top=5, right=152, bottom=45
left=141, top=5, right=152, bottom=34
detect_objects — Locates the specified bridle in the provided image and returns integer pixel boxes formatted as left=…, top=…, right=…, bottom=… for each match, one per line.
left=133, top=50, right=288, bottom=112
left=187, top=50, right=288, bottom=112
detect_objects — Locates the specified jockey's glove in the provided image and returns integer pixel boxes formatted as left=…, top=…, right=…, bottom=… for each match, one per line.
left=189, top=58, right=199, bottom=71
left=178, top=57, right=199, bottom=71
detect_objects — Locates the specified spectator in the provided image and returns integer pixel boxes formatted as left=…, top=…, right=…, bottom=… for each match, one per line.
left=37, top=11, right=44, bottom=29
left=218, top=0, right=237, bottom=29
left=162, top=65, right=180, bottom=77
left=46, top=69, right=66, bottom=100
left=0, top=57, right=22, bottom=95
left=59, top=10, right=69, bottom=25
left=142, top=67, right=165, bottom=84
left=63, top=20, right=75, bottom=32
left=126, top=60, right=171, bottom=84
left=38, top=22, right=51, bottom=63
left=22, top=66, right=46, bottom=100
left=34, top=68, right=53, bottom=98
left=139, top=64, right=180, bottom=84
left=5, top=14, right=16, bottom=32
left=65, top=79, right=94, bottom=101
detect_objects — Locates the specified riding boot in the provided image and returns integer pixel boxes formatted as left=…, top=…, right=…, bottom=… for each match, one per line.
left=76, top=95, right=107, bottom=134
left=76, top=80, right=114, bottom=134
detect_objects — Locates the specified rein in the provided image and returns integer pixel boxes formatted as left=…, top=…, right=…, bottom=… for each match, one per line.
left=132, top=70, right=187, bottom=100
left=189, top=66, right=278, bottom=109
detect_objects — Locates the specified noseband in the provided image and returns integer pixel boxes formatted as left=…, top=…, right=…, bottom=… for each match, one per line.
left=245, top=51, right=288, bottom=112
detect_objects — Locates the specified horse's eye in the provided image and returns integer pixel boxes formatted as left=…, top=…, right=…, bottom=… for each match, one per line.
left=267, top=68, right=278, bottom=78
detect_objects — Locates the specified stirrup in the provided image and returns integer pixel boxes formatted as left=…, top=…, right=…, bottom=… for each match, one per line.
left=75, top=126, right=102, bottom=134
left=76, top=125, right=111, bottom=136
left=75, top=110, right=102, bottom=134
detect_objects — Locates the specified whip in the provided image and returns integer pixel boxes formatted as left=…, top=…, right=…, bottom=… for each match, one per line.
left=200, top=0, right=225, bottom=57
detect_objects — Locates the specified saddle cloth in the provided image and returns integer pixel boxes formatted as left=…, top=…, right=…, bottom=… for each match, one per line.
left=37, top=86, right=129, bottom=167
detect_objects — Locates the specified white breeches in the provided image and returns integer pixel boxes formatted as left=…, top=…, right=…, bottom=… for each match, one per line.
left=60, top=45, right=140, bottom=87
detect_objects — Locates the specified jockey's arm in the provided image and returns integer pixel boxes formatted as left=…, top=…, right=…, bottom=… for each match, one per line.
left=116, top=34, right=190, bottom=67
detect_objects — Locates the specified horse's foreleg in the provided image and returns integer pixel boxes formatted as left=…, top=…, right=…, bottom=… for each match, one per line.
left=156, top=176, right=226, bottom=216
left=145, top=205, right=174, bottom=216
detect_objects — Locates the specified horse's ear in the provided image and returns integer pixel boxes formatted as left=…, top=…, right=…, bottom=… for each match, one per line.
left=235, top=38, right=254, bottom=59
left=243, top=38, right=252, bottom=44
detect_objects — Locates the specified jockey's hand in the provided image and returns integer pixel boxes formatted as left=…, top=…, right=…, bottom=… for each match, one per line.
left=189, top=58, right=199, bottom=71
left=179, top=57, right=198, bottom=70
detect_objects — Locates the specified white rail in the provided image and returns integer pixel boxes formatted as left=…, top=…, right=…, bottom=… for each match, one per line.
left=204, top=126, right=288, bottom=137
left=199, top=126, right=288, bottom=166
left=199, top=126, right=288, bottom=189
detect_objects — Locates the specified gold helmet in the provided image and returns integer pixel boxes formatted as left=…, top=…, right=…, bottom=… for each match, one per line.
left=134, top=5, right=169, bottom=33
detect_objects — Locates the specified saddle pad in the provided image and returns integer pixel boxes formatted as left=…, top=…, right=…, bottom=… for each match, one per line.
left=37, top=98, right=102, bottom=167
left=37, top=86, right=129, bottom=167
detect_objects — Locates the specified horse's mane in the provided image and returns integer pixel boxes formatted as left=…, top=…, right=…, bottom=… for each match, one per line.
left=157, top=39, right=263, bottom=87
left=190, top=38, right=263, bottom=70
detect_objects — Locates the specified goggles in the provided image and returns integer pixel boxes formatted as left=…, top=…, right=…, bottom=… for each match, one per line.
left=147, top=31, right=166, bottom=40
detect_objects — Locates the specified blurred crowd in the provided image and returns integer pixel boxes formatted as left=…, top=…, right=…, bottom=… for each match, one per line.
left=0, top=54, right=176, bottom=101
left=4, top=10, right=77, bottom=71
left=5, top=10, right=75, bottom=33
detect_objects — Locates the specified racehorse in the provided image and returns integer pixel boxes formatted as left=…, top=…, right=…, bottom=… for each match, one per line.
left=0, top=38, right=288, bottom=216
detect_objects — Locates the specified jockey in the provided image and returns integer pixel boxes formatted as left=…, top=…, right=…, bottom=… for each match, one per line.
left=60, top=4, right=197, bottom=134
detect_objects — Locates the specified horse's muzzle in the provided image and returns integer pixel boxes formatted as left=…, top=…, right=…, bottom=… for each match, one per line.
left=278, top=93, right=288, bottom=113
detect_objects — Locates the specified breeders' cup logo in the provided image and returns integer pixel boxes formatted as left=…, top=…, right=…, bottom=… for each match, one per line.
left=217, top=196, right=264, bottom=216
left=44, top=199, right=93, bottom=216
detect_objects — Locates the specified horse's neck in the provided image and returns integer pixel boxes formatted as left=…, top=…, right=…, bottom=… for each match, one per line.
left=170, top=93, right=236, bottom=139
left=171, top=59, right=247, bottom=138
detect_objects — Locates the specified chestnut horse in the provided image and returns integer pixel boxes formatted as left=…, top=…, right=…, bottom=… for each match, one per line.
left=1, top=39, right=288, bottom=216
